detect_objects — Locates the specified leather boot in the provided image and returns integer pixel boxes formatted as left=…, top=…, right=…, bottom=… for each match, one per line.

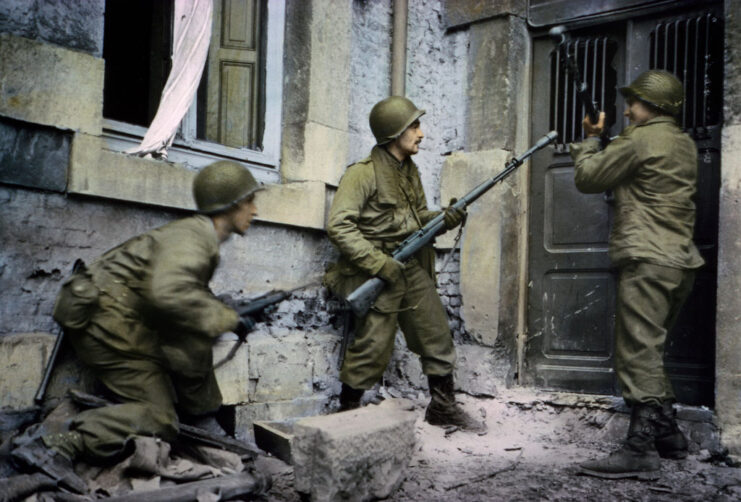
left=338, top=383, right=364, bottom=411
left=12, top=435, right=88, bottom=494
left=654, top=401, right=688, bottom=459
left=579, top=404, right=662, bottom=480
left=425, top=374, right=487, bottom=434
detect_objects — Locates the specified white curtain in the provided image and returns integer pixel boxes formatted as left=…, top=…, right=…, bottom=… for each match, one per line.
left=127, top=0, right=213, bottom=158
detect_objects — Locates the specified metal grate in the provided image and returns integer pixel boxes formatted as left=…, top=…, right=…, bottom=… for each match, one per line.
left=549, top=38, right=618, bottom=151
left=650, top=12, right=723, bottom=138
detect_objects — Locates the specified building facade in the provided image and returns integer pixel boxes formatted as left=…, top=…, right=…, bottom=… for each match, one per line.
left=0, top=0, right=739, bottom=461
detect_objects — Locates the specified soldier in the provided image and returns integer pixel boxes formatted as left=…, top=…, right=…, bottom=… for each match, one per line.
left=570, top=70, right=703, bottom=479
left=324, top=96, right=485, bottom=433
left=12, top=161, right=262, bottom=493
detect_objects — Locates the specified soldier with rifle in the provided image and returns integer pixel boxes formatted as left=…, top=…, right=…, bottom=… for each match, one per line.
left=571, top=70, right=703, bottom=479
left=11, top=160, right=266, bottom=494
left=325, top=96, right=481, bottom=432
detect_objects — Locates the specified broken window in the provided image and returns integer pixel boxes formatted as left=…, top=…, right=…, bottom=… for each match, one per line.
left=103, top=0, right=283, bottom=169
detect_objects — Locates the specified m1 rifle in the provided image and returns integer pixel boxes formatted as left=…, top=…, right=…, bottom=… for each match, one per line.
left=343, top=130, right=559, bottom=319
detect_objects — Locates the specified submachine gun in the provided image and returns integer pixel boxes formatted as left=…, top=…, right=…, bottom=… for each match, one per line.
left=343, top=130, right=559, bottom=320
left=214, top=283, right=317, bottom=368
left=549, top=25, right=601, bottom=126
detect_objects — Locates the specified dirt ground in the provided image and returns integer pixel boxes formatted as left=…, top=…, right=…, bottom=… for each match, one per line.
left=256, top=388, right=741, bottom=502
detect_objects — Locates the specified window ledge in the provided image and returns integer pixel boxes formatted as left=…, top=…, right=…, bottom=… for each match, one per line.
left=69, top=133, right=326, bottom=231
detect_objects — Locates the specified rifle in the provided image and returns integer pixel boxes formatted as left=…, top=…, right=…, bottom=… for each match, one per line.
left=549, top=25, right=601, bottom=125
left=344, top=131, right=559, bottom=318
left=34, top=258, right=87, bottom=405
left=214, top=282, right=318, bottom=368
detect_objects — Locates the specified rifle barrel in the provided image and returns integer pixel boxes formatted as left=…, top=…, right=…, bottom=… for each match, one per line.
left=346, top=131, right=558, bottom=317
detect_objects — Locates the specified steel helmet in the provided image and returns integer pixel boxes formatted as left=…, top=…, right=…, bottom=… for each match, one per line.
left=619, top=70, right=684, bottom=116
left=369, top=96, right=426, bottom=145
left=193, top=160, right=263, bottom=214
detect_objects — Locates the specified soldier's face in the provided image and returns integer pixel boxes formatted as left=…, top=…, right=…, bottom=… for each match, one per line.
left=231, top=196, right=258, bottom=236
left=395, top=120, right=424, bottom=157
left=624, top=98, right=657, bottom=125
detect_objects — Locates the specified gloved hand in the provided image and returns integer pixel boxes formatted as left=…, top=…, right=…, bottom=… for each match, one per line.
left=234, top=315, right=256, bottom=342
left=377, top=257, right=404, bottom=286
left=443, top=198, right=466, bottom=230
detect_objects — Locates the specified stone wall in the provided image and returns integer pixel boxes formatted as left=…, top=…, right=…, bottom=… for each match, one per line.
left=716, top=0, right=741, bottom=463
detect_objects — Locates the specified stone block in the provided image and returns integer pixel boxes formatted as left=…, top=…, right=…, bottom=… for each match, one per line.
left=214, top=336, right=250, bottom=405
left=454, top=344, right=499, bottom=397
left=283, top=122, right=349, bottom=185
left=443, top=0, right=527, bottom=29
left=0, top=116, right=71, bottom=192
left=234, top=396, right=328, bottom=441
left=440, top=150, right=511, bottom=346
left=0, top=33, right=103, bottom=135
left=248, top=333, right=313, bottom=401
left=307, top=0, right=352, bottom=130
left=292, top=400, right=417, bottom=501
left=257, top=181, right=326, bottom=230
left=69, top=134, right=194, bottom=210
left=0, top=333, right=55, bottom=409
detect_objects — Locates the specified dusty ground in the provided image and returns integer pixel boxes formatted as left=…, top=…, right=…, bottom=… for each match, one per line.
left=256, top=389, right=741, bottom=502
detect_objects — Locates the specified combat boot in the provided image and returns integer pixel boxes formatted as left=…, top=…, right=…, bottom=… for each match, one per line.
left=425, top=374, right=487, bottom=434
left=579, top=404, right=662, bottom=480
left=182, top=412, right=229, bottom=437
left=654, top=401, right=688, bottom=459
left=11, top=434, right=88, bottom=494
left=338, top=383, right=364, bottom=411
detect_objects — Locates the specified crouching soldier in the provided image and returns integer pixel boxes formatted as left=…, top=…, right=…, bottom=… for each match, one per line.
left=12, top=161, right=263, bottom=493
left=570, top=70, right=703, bottom=479
left=324, top=96, right=486, bottom=434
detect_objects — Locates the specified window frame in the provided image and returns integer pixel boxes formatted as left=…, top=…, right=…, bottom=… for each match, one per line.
left=101, top=0, right=284, bottom=182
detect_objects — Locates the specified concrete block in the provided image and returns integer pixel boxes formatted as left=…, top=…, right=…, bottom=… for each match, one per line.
left=0, top=333, right=55, bottom=409
left=213, top=336, right=250, bottom=405
left=0, top=33, right=103, bottom=135
left=248, top=333, right=313, bottom=401
left=292, top=400, right=417, bottom=501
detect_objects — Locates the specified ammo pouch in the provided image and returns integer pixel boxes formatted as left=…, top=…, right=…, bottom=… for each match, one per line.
left=52, top=259, right=100, bottom=330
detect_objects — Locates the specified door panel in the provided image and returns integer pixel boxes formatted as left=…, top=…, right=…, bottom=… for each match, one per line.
left=526, top=5, right=721, bottom=406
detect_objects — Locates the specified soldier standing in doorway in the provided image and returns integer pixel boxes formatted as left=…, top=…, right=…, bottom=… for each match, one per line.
left=570, top=70, right=704, bottom=479
left=324, top=96, right=486, bottom=433
left=12, top=161, right=262, bottom=493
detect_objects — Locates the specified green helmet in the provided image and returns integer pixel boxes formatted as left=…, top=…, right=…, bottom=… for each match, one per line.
left=619, top=70, right=684, bottom=116
left=369, top=96, right=426, bottom=145
left=193, top=160, right=263, bottom=214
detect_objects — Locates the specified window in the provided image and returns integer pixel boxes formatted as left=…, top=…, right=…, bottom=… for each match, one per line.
left=102, top=0, right=284, bottom=177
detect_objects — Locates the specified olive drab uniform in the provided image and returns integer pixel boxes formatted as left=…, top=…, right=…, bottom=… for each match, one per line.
left=59, top=215, right=240, bottom=460
left=325, top=145, right=456, bottom=390
left=570, top=115, right=704, bottom=406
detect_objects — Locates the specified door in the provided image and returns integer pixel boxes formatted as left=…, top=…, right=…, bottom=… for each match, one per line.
left=525, top=4, right=722, bottom=406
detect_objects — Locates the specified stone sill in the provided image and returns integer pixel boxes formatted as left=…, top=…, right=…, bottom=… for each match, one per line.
left=69, top=133, right=328, bottom=231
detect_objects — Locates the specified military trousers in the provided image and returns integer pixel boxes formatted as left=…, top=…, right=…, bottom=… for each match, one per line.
left=615, top=261, right=695, bottom=407
left=61, top=315, right=222, bottom=461
left=339, top=260, right=456, bottom=390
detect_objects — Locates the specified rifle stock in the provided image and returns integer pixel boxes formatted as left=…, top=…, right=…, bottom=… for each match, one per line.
left=345, top=131, right=558, bottom=318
